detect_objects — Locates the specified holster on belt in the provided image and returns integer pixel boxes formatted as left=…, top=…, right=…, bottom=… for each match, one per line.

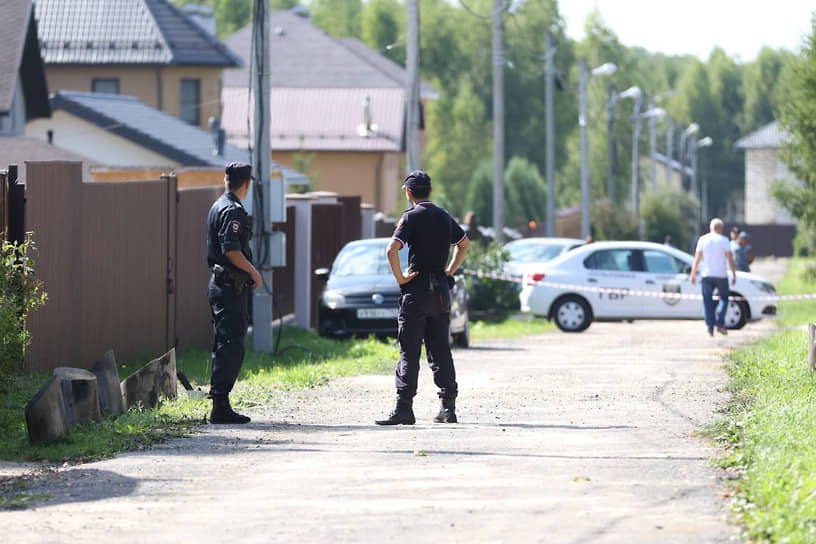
left=212, top=264, right=253, bottom=295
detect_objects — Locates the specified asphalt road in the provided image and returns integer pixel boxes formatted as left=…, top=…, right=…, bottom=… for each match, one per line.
left=1, top=260, right=787, bottom=543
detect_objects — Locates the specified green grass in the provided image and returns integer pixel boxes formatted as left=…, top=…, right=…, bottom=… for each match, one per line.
left=713, top=259, right=816, bottom=542
left=775, top=258, right=816, bottom=328
left=469, top=315, right=555, bottom=342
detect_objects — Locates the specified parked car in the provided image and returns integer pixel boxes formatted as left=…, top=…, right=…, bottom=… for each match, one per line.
left=519, top=241, right=777, bottom=332
left=503, top=237, right=585, bottom=282
left=315, top=238, right=470, bottom=346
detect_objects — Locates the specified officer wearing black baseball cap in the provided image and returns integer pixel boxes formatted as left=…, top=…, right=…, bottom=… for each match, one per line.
left=375, top=170, right=470, bottom=425
left=205, top=161, right=262, bottom=424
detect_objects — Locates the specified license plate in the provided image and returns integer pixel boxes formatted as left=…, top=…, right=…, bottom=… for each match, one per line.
left=357, top=308, right=398, bottom=319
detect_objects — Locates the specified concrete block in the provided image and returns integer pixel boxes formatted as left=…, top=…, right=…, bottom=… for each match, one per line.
left=92, top=349, right=125, bottom=417
left=120, top=348, right=178, bottom=410
left=54, top=367, right=102, bottom=425
left=25, top=376, right=71, bottom=443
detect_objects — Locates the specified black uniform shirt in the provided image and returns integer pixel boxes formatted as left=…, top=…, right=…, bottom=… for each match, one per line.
left=392, top=201, right=466, bottom=274
left=207, top=191, right=252, bottom=268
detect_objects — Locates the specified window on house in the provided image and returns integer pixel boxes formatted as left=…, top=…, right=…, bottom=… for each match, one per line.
left=180, top=79, right=200, bottom=126
left=92, top=78, right=119, bottom=94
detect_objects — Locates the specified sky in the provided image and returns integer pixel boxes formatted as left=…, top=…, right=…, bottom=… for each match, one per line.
left=559, top=0, right=813, bottom=62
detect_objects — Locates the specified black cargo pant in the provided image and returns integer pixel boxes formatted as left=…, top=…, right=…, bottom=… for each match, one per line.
left=395, top=273, right=458, bottom=399
left=208, top=276, right=250, bottom=396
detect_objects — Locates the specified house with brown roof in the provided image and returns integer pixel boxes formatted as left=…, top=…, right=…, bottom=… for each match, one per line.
left=221, top=9, right=437, bottom=214
left=34, top=0, right=241, bottom=131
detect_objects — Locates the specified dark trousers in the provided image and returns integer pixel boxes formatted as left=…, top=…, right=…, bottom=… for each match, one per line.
left=395, top=275, right=458, bottom=399
left=209, top=276, right=250, bottom=396
left=701, top=276, right=730, bottom=331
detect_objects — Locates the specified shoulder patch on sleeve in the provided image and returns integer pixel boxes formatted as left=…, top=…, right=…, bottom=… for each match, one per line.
left=229, top=220, right=241, bottom=233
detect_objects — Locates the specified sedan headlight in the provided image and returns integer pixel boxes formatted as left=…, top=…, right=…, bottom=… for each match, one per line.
left=750, top=280, right=776, bottom=294
left=322, top=290, right=346, bottom=309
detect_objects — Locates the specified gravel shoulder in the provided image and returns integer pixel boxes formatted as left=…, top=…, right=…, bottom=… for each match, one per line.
left=1, top=259, right=787, bottom=543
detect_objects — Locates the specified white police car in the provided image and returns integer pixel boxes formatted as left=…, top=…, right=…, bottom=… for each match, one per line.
left=519, top=241, right=777, bottom=332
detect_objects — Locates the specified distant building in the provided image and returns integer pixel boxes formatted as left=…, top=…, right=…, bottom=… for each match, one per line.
left=221, top=9, right=437, bottom=214
left=34, top=0, right=241, bottom=131
left=735, top=121, right=796, bottom=225
left=0, top=0, right=50, bottom=137
left=26, top=91, right=306, bottom=188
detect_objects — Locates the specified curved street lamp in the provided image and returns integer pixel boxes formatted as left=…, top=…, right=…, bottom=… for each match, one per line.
left=678, top=122, right=699, bottom=190
left=693, top=136, right=713, bottom=222
left=618, top=86, right=643, bottom=235
left=579, top=60, right=617, bottom=239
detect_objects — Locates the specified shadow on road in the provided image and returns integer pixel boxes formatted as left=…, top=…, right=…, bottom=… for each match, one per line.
left=0, top=469, right=139, bottom=510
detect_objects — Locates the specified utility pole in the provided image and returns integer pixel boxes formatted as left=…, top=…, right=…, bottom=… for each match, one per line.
left=606, top=81, right=617, bottom=203
left=630, top=92, right=643, bottom=238
left=492, top=0, right=505, bottom=242
left=405, top=0, right=421, bottom=173
left=665, top=115, right=674, bottom=185
left=578, top=59, right=590, bottom=239
left=648, top=98, right=657, bottom=188
left=251, top=0, right=273, bottom=352
left=544, top=32, right=555, bottom=236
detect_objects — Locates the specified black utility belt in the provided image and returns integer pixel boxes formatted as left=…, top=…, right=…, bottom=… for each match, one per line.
left=403, top=272, right=455, bottom=293
left=212, top=264, right=253, bottom=288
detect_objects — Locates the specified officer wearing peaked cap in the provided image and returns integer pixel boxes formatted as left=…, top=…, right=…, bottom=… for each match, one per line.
left=206, top=162, right=263, bottom=424
left=376, top=170, right=470, bottom=425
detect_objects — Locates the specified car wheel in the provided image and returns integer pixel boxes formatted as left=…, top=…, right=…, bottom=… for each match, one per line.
left=724, top=299, right=748, bottom=330
left=551, top=295, right=592, bottom=333
left=452, top=320, right=470, bottom=348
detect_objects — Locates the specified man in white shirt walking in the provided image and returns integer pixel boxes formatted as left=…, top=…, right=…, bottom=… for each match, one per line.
left=689, top=218, right=737, bottom=336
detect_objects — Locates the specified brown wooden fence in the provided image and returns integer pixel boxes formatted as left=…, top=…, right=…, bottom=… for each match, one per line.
left=17, top=161, right=364, bottom=372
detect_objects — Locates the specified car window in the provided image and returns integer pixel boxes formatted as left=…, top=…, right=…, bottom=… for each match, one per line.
left=332, top=243, right=408, bottom=276
left=584, top=249, right=639, bottom=272
left=643, top=250, right=685, bottom=274
left=506, top=241, right=567, bottom=262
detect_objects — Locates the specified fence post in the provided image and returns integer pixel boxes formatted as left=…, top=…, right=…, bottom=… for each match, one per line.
left=0, top=167, right=7, bottom=239
left=809, top=323, right=816, bottom=371
left=7, top=164, right=24, bottom=245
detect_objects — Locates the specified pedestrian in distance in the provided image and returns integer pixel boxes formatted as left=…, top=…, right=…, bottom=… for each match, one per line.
left=689, top=218, right=737, bottom=337
left=731, top=231, right=754, bottom=273
left=376, top=170, right=470, bottom=426
left=729, top=225, right=740, bottom=242
left=664, top=234, right=675, bottom=248
left=206, top=162, right=263, bottom=424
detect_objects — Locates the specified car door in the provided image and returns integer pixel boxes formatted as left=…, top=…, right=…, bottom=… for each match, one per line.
left=640, top=249, right=699, bottom=318
left=582, top=248, right=643, bottom=319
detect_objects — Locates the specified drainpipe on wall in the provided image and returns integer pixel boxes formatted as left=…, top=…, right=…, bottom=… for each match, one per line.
left=374, top=153, right=384, bottom=213
left=155, top=67, right=163, bottom=111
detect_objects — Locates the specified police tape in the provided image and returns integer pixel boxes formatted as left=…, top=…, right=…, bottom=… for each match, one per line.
left=461, top=269, right=816, bottom=303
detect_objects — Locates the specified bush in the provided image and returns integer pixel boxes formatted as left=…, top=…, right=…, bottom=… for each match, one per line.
left=591, top=199, right=638, bottom=241
left=462, top=242, right=519, bottom=317
left=640, top=188, right=698, bottom=251
left=0, top=234, right=47, bottom=391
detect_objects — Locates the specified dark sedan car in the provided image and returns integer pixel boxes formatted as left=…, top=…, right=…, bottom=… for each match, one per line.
left=315, top=238, right=470, bottom=347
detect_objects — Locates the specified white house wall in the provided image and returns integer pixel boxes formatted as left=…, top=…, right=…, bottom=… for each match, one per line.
left=744, top=148, right=796, bottom=225
left=26, top=111, right=176, bottom=168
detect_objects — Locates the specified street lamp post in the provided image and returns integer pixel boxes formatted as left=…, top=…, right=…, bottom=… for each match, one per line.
left=691, top=136, right=713, bottom=222
left=578, top=60, right=616, bottom=239
left=665, top=115, right=674, bottom=184
left=619, top=86, right=643, bottom=234
left=678, top=122, right=699, bottom=190
left=606, top=81, right=618, bottom=202
left=646, top=103, right=666, bottom=188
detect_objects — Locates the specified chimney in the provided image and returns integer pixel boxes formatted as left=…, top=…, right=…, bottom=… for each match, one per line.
left=182, top=4, right=216, bottom=37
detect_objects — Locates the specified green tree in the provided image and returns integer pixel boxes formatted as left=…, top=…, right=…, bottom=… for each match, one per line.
left=311, top=0, right=362, bottom=37
left=173, top=0, right=253, bottom=38
left=640, top=187, right=698, bottom=250
left=270, top=0, right=300, bottom=9
left=774, top=16, right=816, bottom=229
left=740, top=46, right=793, bottom=132
left=463, top=159, right=494, bottom=227
left=504, top=156, right=548, bottom=230
left=360, top=0, right=403, bottom=64
left=425, top=80, right=492, bottom=214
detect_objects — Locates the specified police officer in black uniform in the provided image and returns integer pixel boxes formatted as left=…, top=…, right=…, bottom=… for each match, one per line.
left=206, top=162, right=262, bottom=424
left=376, top=170, right=470, bottom=425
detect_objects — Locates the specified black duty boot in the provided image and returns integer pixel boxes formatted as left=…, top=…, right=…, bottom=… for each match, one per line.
left=210, top=394, right=251, bottom=424
left=433, top=397, right=457, bottom=423
left=375, top=397, right=415, bottom=425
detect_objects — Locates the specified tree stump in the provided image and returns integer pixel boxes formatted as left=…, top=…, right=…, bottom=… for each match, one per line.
left=120, top=348, right=177, bottom=410
left=25, top=376, right=71, bottom=443
left=92, top=349, right=125, bottom=417
left=53, top=367, right=102, bottom=426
